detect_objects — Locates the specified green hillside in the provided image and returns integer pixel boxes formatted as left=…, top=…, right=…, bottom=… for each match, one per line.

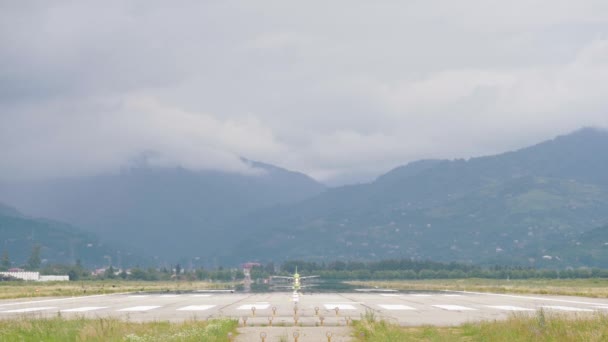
left=2, top=128, right=608, bottom=268
left=545, top=225, right=608, bottom=267
left=226, top=128, right=608, bottom=267
left=0, top=203, right=130, bottom=268
left=0, top=161, right=325, bottom=262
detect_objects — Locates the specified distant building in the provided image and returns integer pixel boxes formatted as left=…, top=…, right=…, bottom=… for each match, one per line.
left=0, top=271, right=69, bottom=282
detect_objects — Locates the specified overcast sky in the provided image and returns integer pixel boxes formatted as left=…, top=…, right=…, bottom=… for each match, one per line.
left=1, top=1, right=607, bottom=185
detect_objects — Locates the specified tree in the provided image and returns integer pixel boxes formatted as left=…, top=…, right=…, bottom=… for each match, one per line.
left=1, top=250, right=10, bottom=271
left=27, top=244, right=41, bottom=270
left=67, top=269, right=79, bottom=281
left=105, top=266, right=116, bottom=279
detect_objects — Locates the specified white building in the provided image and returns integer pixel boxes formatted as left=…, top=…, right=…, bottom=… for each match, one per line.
left=0, top=271, right=69, bottom=282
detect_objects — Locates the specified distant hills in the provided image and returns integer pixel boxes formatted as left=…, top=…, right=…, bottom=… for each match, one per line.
left=2, top=128, right=608, bottom=268
left=0, top=203, right=125, bottom=268
left=226, top=128, right=608, bottom=267
left=0, top=160, right=325, bottom=263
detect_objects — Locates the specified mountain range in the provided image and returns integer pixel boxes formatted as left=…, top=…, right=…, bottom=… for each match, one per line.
left=226, top=128, right=608, bottom=267
left=0, top=160, right=325, bottom=265
left=2, top=128, right=608, bottom=268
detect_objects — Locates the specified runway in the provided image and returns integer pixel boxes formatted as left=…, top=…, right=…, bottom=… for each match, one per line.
left=1, top=290, right=608, bottom=326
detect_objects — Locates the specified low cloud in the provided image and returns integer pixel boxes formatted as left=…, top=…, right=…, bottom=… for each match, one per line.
left=1, top=1, right=607, bottom=184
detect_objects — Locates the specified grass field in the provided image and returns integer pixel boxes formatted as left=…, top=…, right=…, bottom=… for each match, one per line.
left=349, top=278, right=608, bottom=298
left=0, top=280, right=235, bottom=300
left=3, top=278, right=608, bottom=300
left=353, top=310, right=608, bottom=342
left=0, top=317, right=238, bottom=342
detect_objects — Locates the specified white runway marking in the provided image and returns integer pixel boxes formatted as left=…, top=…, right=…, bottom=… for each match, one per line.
left=177, top=305, right=216, bottom=311
left=378, top=304, right=416, bottom=310
left=324, top=304, right=357, bottom=310
left=61, top=307, right=107, bottom=312
left=542, top=306, right=594, bottom=312
left=118, top=306, right=161, bottom=312
left=237, top=304, right=270, bottom=310
left=433, top=305, right=476, bottom=311
left=594, top=306, right=608, bottom=310
left=160, top=295, right=179, bottom=298
left=411, top=294, right=432, bottom=297
left=128, top=295, right=149, bottom=298
left=0, top=293, right=130, bottom=308
left=443, top=294, right=462, bottom=297
left=486, top=305, right=534, bottom=311
left=380, top=294, right=402, bottom=297
left=453, top=291, right=607, bottom=306
left=192, top=294, right=212, bottom=297
left=3, top=307, right=56, bottom=313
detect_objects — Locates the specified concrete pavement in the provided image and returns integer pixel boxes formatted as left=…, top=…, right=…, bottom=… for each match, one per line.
left=1, top=290, right=607, bottom=326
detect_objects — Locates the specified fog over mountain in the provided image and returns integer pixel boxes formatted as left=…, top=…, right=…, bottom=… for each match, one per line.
left=0, top=161, right=325, bottom=262
left=1, top=2, right=608, bottom=268
left=2, top=129, right=608, bottom=268
left=225, top=128, right=608, bottom=267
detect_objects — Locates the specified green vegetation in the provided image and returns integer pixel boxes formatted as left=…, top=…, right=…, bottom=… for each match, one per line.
left=271, top=259, right=608, bottom=281
left=0, top=280, right=235, bottom=300
left=3, top=129, right=608, bottom=268
left=0, top=206, right=129, bottom=268
left=231, top=129, right=608, bottom=266
left=350, top=278, right=608, bottom=298
left=0, top=317, right=237, bottom=342
left=353, top=310, right=608, bottom=341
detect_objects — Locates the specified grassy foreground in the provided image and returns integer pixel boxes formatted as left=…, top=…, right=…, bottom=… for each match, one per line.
left=0, top=280, right=235, bottom=300
left=354, top=310, right=608, bottom=342
left=0, top=317, right=238, bottom=342
left=349, top=278, right=608, bottom=298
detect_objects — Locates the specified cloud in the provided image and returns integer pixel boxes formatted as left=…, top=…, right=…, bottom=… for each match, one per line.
left=1, top=1, right=607, bottom=184
left=0, top=95, right=285, bottom=180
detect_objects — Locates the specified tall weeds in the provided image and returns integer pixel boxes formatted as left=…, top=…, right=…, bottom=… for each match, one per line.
left=0, top=317, right=238, bottom=342
left=353, top=311, right=608, bottom=342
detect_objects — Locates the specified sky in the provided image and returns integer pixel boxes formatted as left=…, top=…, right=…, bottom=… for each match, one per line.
left=1, top=1, right=608, bottom=185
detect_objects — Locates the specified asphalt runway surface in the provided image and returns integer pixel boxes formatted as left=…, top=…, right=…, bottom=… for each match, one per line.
left=2, top=290, right=608, bottom=326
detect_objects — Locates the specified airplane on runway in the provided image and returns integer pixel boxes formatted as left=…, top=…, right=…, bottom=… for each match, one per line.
left=271, top=267, right=319, bottom=303
left=271, top=267, right=319, bottom=292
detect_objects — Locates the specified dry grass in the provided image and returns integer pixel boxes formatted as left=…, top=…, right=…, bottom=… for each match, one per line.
left=0, top=280, right=235, bottom=300
left=354, top=310, right=608, bottom=341
left=0, top=317, right=238, bottom=342
left=349, top=278, right=608, bottom=298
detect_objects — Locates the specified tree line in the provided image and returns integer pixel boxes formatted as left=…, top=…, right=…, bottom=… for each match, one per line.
left=250, top=259, right=608, bottom=280
left=4, top=252, right=608, bottom=281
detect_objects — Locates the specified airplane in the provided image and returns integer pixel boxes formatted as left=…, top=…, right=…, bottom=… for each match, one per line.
left=271, top=267, right=319, bottom=292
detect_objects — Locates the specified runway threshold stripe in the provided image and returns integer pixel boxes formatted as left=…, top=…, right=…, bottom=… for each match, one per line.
left=542, top=306, right=594, bottom=312
left=3, top=307, right=57, bottom=313
left=61, top=307, right=107, bottom=312
left=433, top=305, right=476, bottom=311
left=177, top=305, right=216, bottom=311
left=379, top=304, right=416, bottom=310
left=118, top=306, right=161, bottom=312
left=486, top=305, right=534, bottom=311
